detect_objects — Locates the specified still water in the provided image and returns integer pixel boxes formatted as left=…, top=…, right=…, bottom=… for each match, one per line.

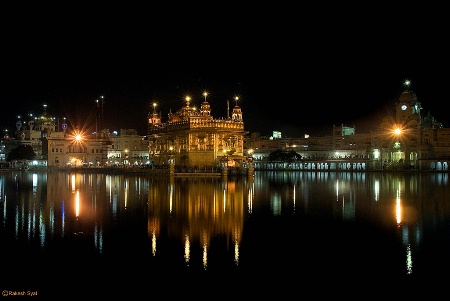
left=1, top=170, right=449, bottom=298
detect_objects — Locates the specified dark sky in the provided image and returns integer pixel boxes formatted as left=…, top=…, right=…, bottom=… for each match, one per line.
left=2, top=7, right=449, bottom=138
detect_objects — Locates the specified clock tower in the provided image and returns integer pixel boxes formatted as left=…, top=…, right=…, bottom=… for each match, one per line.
left=395, top=80, right=421, bottom=128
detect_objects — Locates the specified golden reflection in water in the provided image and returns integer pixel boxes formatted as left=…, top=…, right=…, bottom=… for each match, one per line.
left=6, top=171, right=444, bottom=275
left=234, top=240, right=239, bottom=266
left=75, top=190, right=80, bottom=219
left=147, top=218, right=159, bottom=256
left=202, top=231, right=208, bottom=269
left=148, top=178, right=245, bottom=270
left=396, top=187, right=401, bottom=226
left=392, top=178, right=415, bottom=275
left=71, top=174, right=76, bottom=191
left=203, top=243, right=207, bottom=270
left=248, top=188, right=253, bottom=214
left=169, top=180, right=174, bottom=214
left=247, top=177, right=254, bottom=214
left=184, top=234, right=190, bottom=265
left=374, top=179, right=380, bottom=202
left=152, top=229, right=156, bottom=256
left=223, top=189, right=226, bottom=212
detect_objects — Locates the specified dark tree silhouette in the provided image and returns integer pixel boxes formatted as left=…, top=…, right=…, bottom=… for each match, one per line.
left=6, top=144, right=36, bottom=161
left=268, top=149, right=301, bottom=162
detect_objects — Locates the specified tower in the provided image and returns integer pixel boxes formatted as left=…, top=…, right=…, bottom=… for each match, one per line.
left=395, top=80, right=422, bottom=129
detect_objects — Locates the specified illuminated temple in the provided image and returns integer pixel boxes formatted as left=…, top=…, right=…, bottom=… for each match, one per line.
left=3, top=81, right=450, bottom=172
left=147, top=95, right=250, bottom=170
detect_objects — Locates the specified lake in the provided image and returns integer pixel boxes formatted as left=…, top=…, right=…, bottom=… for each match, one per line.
left=1, top=170, right=449, bottom=298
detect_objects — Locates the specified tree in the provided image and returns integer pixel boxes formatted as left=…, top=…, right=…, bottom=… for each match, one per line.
left=268, top=149, right=301, bottom=162
left=6, top=144, right=36, bottom=161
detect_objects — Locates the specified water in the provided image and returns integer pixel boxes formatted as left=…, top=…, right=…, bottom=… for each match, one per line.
left=1, top=170, right=449, bottom=298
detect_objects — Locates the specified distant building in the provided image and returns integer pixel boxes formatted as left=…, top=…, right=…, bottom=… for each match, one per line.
left=107, top=129, right=149, bottom=166
left=47, top=129, right=111, bottom=167
left=3, top=80, right=449, bottom=172
left=249, top=80, right=450, bottom=171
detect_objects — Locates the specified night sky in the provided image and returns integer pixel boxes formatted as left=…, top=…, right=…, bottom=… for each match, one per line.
left=2, top=7, right=449, bottom=138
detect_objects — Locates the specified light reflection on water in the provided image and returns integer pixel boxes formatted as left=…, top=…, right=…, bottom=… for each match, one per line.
left=1, top=170, right=450, bottom=295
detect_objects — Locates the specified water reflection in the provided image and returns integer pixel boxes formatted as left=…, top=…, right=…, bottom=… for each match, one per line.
left=1, top=171, right=450, bottom=295
left=147, top=177, right=246, bottom=269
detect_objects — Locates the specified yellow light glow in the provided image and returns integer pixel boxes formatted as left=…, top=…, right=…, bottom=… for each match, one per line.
left=71, top=174, right=76, bottom=191
left=152, top=230, right=156, bottom=256
left=69, top=129, right=87, bottom=146
left=396, top=188, right=402, bottom=226
left=234, top=241, right=239, bottom=266
left=75, top=190, right=80, bottom=218
left=203, top=243, right=208, bottom=270
left=184, top=234, right=190, bottom=264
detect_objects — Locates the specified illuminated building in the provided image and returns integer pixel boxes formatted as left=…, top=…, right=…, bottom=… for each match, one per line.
left=46, top=128, right=111, bottom=168
left=147, top=94, right=249, bottom=170
left=4, top=80, right=449, bottom=172
left=249, top=80, right=450, bottom=171
left=14, top=104, right=56, bottom=160
left=107, top=129, right=149, bottom=166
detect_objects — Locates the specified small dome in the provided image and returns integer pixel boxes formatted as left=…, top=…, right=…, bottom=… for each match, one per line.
left=399, top=91, right=417, bottom=103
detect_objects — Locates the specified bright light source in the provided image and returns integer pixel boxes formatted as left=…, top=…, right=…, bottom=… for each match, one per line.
left=69, top=130, right=87, bottom=146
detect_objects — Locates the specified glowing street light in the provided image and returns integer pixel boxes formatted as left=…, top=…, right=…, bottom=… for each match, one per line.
left=69, top=130, right=86, bottom=146
left=394, top=128, right=402, bottom=136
